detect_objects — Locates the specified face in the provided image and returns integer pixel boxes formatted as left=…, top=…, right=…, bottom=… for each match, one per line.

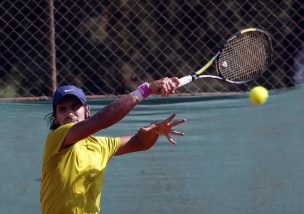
left=55, top=96, right=87, bottom=126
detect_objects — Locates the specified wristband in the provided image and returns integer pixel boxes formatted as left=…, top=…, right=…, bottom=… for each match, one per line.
left=137, top=82, right=151, bottom=98
left=132, top=82, right=151, bottom=101
left=132, top=88, right=144, bottom=101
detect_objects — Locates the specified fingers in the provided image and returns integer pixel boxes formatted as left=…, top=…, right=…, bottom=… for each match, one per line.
left=165, top=130, right=185, bottom=145
left=164, top=113, right=176, bottom=123
left=150, top=77, right=178, bottom=96
left=170, top=130, right=185, bottom=136
left=163, top=114, right=186, bottom=145
left=170, top=77, right=180, bottom=88
left=159, top=78, right=173, bottom=96
left=142, top=113, right=186, bottom=145
left=166, top=134, right=177, bottom=145
left=165, top=131, right=185, bottom=145
left=169, top=119, right=187, bottom=127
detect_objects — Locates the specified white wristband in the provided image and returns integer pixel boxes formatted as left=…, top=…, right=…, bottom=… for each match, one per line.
left=132, top=88, right=144, bottom=101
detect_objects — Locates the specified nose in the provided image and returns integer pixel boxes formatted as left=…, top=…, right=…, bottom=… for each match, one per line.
left=65, top=112, right=78, bottom=122
left=68, top=112, right=75, bottom=117
left=65, top=106, right=76, bottom=115
left=67, top=112, right=76, bottom=119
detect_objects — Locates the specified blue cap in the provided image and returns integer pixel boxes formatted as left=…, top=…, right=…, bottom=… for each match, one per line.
left=53, top=85, right=86, bottom=109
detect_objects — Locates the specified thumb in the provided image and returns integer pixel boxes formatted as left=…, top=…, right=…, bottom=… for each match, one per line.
left=171, top=77, right=180, bottom=88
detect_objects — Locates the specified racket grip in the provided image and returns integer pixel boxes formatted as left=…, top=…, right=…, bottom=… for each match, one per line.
left=178, top=75, right=193, bottom=88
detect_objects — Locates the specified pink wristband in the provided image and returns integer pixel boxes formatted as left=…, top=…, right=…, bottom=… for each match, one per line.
left=137, top=82, right=151, bottom=98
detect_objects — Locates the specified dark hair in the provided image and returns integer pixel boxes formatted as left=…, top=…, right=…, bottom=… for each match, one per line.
left=44, top=112, right=60, bottom=130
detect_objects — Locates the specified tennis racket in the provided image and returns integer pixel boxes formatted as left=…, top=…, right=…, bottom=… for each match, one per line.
left=178, top=28, right=272, bottom=87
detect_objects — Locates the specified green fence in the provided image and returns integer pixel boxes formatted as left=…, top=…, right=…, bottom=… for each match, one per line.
left=1, top=1, right=304, bottom=98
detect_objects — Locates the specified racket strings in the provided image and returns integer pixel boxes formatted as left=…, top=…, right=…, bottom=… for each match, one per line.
left=218, top=32, right=271, bottom=82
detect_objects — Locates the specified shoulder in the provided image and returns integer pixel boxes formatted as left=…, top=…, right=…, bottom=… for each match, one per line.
left=89, top=136, right=121, bottom=147
left=47, top=123, right=75, bottom=139
left=43, top=123, right=75, bottom=162
left=88, top=136, right=122, bottom=158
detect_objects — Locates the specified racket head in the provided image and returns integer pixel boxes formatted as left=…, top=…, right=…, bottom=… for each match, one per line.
left=216, top=28, right=272, bottom=84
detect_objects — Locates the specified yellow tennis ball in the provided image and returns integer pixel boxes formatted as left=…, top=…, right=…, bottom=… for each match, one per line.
left=249, top=86, right=269, bottom=105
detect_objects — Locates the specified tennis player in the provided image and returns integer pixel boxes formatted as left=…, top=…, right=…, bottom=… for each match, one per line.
left=40, top=77, right=186, bottom=214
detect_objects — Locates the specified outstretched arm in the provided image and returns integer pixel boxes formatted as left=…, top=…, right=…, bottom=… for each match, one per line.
left=62, top=77, right=180, bottom=148
left=115, top=114, right=186, bottom=155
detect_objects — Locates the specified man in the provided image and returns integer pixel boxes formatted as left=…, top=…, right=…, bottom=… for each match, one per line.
left=40, top=77, right=186, bottom=214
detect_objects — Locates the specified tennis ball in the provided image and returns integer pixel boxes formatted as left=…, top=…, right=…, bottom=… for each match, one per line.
left=249, top=86, right=269, bottom=105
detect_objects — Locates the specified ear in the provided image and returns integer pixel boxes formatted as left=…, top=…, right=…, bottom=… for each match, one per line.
left=85, top=105, right=91, bottom=118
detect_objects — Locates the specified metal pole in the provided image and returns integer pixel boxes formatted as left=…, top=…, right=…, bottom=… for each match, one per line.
left=47, top=0, right=57, bottom=95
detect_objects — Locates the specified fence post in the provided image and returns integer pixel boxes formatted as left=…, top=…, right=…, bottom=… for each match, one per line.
left=47, top=0, right=57, bottom=95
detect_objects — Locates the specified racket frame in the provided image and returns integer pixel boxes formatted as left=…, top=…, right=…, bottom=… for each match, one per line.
left=178, top=28, right=272, bottom=87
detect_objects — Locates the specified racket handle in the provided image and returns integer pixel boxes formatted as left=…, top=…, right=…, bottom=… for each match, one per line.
left=178, top=75, right=193, bottom=88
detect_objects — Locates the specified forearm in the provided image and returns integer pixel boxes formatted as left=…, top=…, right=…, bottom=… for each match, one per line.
left=64, top=78, right=180, bottom=147
left=62, top=93, right=141, bottom=148
left=80, top=78, right=178, bottom=134
left=115, top=128, right=160, bottom=155
left=89, top=93, right=139, bottom=132
left=89, top=81, right=155, bottom=131
left=115, top=114, right=186, bottom=155
left=135, top=128, right=160, bottom=150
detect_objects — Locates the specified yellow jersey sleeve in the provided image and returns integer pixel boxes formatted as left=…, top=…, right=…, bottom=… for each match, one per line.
left=94, top=135, right=121, bottom=160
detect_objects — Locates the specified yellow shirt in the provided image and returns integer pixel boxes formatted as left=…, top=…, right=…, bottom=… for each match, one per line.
left=40, top=123, right=121, bottom=214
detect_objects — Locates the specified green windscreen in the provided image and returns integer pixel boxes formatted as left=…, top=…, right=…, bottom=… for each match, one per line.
left=0, top=86, right=303, bottom=214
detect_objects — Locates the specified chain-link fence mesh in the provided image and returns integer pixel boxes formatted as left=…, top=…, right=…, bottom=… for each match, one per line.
left=1, top=0, right=303, bottom=99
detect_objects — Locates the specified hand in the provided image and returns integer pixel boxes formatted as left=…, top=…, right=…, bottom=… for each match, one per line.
left=140, top=114, right=186, bottom=145
left=149, top=77, right=179, bottom=96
